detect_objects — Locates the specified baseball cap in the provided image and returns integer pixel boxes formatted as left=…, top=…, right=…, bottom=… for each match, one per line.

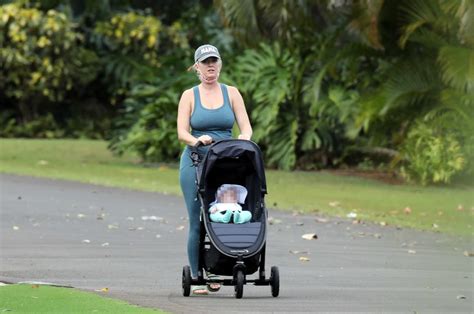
left=194, top=44, right=221, bottom=63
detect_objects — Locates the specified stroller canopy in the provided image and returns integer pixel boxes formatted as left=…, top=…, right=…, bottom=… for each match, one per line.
left=197, top=139, right=267, bottom=194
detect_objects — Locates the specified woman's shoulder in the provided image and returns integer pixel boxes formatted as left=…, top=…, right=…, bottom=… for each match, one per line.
left=180, top=87, right=195, bottom=99
left=222, top=84, right=241, bottom=95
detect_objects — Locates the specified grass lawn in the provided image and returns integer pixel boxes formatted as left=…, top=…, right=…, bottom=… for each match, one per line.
left=1, top=138, right=473, bottom=236
left=0, top=284, right=164, bottom=313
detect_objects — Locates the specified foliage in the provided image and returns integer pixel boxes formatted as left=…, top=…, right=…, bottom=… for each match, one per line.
left=400, top=122, right=465, bottom=185
left=108, top=72, right=195, bottom=162
left=231, top=36, right=375, bottom=170
left=0, top=112, right=64, bottom=138
left=0, top=3, right=99, bottom=121
left=90, top=10, right=163, bottom=103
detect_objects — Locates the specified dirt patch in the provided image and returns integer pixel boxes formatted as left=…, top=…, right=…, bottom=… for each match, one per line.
left=324, top=169, right=405, bottom=185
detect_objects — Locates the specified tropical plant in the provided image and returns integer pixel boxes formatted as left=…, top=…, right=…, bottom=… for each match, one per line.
left=352, top=0, right=474, bottom=183
left=0, top=3, right=99, bottom=122
left=108, top=71, right=196, bottom=162
left=400, top=121, right=465, bottom=185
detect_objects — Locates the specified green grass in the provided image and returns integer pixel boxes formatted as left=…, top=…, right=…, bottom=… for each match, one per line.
left=0, top=284, right=164, bottom=313
left=1, top=138, right=473, bottom=236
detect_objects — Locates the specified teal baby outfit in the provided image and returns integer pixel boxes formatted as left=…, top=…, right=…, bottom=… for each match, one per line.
left=179, top=84, right=234, bottom=278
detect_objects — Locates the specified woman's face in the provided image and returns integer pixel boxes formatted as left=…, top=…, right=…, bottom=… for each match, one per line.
left=195, top=57, right=221, bottom=83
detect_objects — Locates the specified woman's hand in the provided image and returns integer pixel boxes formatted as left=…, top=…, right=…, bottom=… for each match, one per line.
left=197, top=135, right=213, bottom=145
left=238, top=134, right=251, bottom=140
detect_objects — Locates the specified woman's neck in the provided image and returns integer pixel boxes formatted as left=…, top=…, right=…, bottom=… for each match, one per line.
left=200, top=81, right=219, bottom=90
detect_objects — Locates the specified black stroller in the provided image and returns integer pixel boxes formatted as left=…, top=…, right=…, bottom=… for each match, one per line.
left=182, top=139, right=280, bottom=298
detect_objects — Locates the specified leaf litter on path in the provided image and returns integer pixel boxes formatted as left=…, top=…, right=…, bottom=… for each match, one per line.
left=302, top=233, right=318, bottom=240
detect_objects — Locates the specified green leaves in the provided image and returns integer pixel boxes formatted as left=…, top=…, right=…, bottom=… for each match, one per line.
left=0, top=4, right=99, bottom=120
left=438, top=45, right=474, bottom=92
left=401, top=122, right=466, bottom=185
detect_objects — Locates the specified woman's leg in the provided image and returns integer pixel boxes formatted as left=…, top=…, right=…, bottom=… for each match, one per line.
left=179, top=150, right=201, bottom=278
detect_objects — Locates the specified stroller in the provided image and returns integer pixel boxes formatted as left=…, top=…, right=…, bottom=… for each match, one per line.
left=182, top=139, right=280, bottom=299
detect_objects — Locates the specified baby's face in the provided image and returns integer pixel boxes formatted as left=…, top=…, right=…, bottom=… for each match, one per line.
left=220, top=189, right=237, bottom=203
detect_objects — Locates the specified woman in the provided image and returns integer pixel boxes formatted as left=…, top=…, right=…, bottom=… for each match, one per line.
left=177, top=44, right=253, bottom=295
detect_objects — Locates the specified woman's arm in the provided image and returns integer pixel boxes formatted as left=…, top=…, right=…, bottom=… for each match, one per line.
left=228, top=86, right=252, bottom=140
left=177, top=89, right=197, bottom=146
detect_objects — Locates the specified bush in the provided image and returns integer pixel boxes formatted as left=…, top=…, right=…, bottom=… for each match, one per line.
left=108, top=72, right=195, bottom=162
left=0, top=3, right=99, bottom=121
left=400, top=122, right=465, bottom=185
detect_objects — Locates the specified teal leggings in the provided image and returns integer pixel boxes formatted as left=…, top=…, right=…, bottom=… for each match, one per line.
left=179, top=147, right=203, bottom=278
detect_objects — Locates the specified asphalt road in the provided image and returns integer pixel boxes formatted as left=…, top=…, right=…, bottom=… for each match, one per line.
left=1, top=174, right=472, bottom=313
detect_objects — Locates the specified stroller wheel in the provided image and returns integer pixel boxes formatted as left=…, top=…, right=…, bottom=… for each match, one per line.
left=270, top=266, right=280, bottom=297
left=182, top=266, right=192, bottom=297
left=234, top=270, right=244, bottom=299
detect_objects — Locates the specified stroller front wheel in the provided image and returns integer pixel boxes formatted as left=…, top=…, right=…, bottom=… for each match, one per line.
left=270, top=266, right=280, bottom=297
left=182, top=265, right=192, bottom=297
left=234, top=270, right=244, bottom=299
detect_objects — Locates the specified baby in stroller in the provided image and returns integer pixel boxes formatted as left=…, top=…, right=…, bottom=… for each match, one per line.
left=209, top=184, right=252, bottom=224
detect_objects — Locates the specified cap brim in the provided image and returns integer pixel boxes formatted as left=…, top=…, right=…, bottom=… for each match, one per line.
left=197, top=53, right=220, bottom=62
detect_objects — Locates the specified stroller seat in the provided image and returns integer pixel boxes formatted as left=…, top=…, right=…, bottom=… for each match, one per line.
left=210, top=222, right=262, bottom=249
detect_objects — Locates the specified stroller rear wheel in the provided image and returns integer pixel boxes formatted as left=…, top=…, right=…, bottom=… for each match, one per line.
left=234, top=270, right=244, bottom=299
left=270, top=266, right=280, bottom=297
left=182, top=265, right=192, bottom=297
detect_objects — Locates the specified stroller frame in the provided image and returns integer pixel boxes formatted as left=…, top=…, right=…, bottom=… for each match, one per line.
left=181, top=139, right=279, bottom=298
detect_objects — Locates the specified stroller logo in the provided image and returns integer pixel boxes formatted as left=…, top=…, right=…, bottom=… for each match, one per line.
left=230, top=249, right=249, bottom=253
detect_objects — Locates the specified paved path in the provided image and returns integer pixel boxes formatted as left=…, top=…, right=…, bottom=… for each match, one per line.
left=0, top=174, right=472, bottom=313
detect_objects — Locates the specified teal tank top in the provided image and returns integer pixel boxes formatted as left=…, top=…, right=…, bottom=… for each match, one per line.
left=190, top=84, right=235, bottom=143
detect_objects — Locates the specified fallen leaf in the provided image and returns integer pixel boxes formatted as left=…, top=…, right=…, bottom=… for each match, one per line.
left=82, top=239, right=90, bottom=244
left=95, top=287, right=109, bottom=293
left=268, top=217, right=282, bottom=225
left=404, top=207, right=412, bottom=214
left=295, top=222, right=304, bottom=226
left=346, top=212, right=357, bottom=218
left=373, top=233, right=382, bottom=239
left=37, top=160, right=49, bottom=166
left=457, top=204, right=464, bottom=211
left=176, top=226, right=185, bottom=231
left=463, top=251, right=474, bottom=257
left=408, top=249, right=416, bottom=254
left=380, top=221, right=387, bottom=226
left=31, top=284, right=39, bottom=288
left=155, top=234, right=161, bottom=239
left=12, top=226, right=19, bottom=231
left=299, top=256, right=310, bottom=262
left=432, top=223, right=439, bottom=229
left=456, top=295, right=466, bottom=300
left=141, top=215, right=163, bottom=221
left=77, top=214, right=85, bottom=219
left=289, top=250, right=309, bottom=255
left=101, top=242, right=109, bottom=247
left=126, top=217, right=135, bottom=221
left=329, top=201, right=340, bottom=208
left=158, top=165, right=169, bottom=171
left=315, top=217, right=328, bottom=223
left=96, top=213, right=105, bottom=220
left=107, top=224, right=119, bottom=230
left=302, top=233, right=318, bottom=240
left=352, top=219, right=361, bottom=225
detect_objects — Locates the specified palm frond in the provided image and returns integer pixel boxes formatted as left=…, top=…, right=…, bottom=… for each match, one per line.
left=214, top=0, right=260, bottom=44
left=438, top=45, right=474, bottom=92
left=399, top=0, right=454, bottom=48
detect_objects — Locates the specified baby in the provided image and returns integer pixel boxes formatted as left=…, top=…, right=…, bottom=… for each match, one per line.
left=209, top=184, right=252, bottom=224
